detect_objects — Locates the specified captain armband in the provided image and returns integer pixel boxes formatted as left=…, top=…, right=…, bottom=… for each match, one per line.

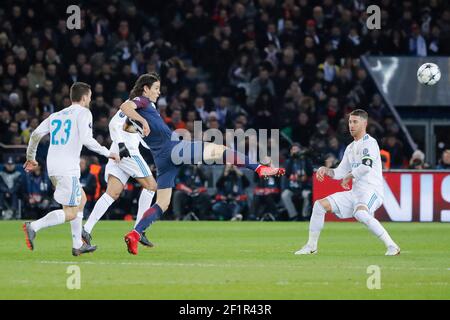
left=361, top=156, right=373, bottom=168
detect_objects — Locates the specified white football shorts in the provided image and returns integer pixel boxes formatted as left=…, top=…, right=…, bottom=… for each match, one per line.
left=105, top=154, right=152, bottom=185
left=50, top=176, right=82, bottom=207
left=327, top=190, right=383, bottom=219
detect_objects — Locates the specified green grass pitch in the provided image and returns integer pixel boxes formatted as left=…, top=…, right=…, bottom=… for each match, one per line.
left=1, top=221, right=449, bottom=299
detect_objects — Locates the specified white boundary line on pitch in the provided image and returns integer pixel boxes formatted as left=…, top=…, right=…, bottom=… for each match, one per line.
left=35, top=260, right=448, bottom=271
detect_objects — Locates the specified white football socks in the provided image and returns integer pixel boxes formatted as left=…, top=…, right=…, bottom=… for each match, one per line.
left=354, top=210, right=397, bottom=248
left=84, top=193, right=115, bottom=234
left=135, top=189, right=155, bottom=227
left=30, top=209, right=66, bottom=232
left=307, top=201, right=327, bottom=248
left=70, top=212, right=84, bottom=249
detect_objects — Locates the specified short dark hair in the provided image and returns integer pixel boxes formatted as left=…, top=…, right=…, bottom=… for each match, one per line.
left=70, top=82, right=91, bottom=102
left=129, top=72, right=161, bottom=99
left=350, top=109, right=368, bottom=120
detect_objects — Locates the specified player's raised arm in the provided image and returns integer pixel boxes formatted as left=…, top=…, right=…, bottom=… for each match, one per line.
left=78, top=109, right=119, bottom=162
left=120, top=100, right=150, bottom=136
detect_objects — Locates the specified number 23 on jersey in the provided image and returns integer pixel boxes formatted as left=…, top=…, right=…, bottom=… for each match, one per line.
left=51, top=119, right=72, bottom=145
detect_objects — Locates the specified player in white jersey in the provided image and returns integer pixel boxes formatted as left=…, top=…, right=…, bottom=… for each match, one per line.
left=295, top=109, right=400, bottom=256
left=82, top=108, right=157, bottom=247
left=22, top=82, right=120, bottom=256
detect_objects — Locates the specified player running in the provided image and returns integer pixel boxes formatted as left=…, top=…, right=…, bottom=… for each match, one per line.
left=295, top=109, right=400, bottom=256
left=81, top=107, right=157, bottom=247
left=119, top=72, right=286, bottom=255
left=22, top=82, right=120, bottom=256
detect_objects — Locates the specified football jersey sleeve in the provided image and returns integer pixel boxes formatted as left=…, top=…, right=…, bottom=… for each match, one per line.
left=26, top=117, right=51, bottom=161
left=351, top=139, right=379, bottom=180
left=78, top=109, right=110, bottom=158
left=332, top=146, right=351, bottom=179
left=131, top=96, right=147, bottom=109
left=109, top=112, right=126, bottom=144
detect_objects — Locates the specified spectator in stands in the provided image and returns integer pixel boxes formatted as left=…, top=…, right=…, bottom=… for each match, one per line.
left=247, top=67, right=275, bottom=107
left=380, top=149, right=391, bottom=170
left=436, top=149, right=450, bottom=170
left=213, top=164, right=249, bottom=221
left=2, top=121, right=20, bottom=144
left=214, top=95, right=235, bottom=130
left=326, top=136, right=345, bottom=160
left=383, top=134, right=405, bottom=169
left=281, top=143, right=314, bottom=220
left=409, top=23, right=427, bottom=57
left=291, top=112, right=314, bottom=148
left=24, top=162, right=52, bottom=219
left=172, top=165, right=211, bottom=220
left=408, top=149, right=430, bottom=170
left=323, top=153, right=338, bottom=169
left=252, top=172, right=281, bottom=221
left=168, top=109, right=186, bottom=130
left=0, top=157, right=23, bottom=218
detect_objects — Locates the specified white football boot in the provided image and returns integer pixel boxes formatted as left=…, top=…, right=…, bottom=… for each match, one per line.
left=294, top=244, right=317, bottom=255
left=385, top=245, right=401, bottom=256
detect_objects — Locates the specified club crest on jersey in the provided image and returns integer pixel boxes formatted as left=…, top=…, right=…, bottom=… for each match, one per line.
left=363, top=148, right=369, bottom=155
left=89, top=122, right=92, bottom=129
left=119, top=112, right=126, bottom=118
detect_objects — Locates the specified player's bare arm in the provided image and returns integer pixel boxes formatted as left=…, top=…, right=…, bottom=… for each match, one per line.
left=341, top=172, right=353, bottom=190
left=23, top=159, right=38, bottom=173
left=120, top=100, right=150, bottom=136
left=316, top=166, right=335, bottom=182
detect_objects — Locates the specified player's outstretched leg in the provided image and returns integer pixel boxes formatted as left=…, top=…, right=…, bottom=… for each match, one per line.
left=295, top=199, right=329, bottom=255
left=353, top=206, right=400, bottom=255
left=203, top=143, right=286, bottom=178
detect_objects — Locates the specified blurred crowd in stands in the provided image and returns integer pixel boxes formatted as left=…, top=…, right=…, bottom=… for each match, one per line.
left=1, top=0, right=450, bottom=220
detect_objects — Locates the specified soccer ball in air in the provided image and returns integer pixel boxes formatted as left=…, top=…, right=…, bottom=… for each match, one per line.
left=417, top=63, right=441, bottom=86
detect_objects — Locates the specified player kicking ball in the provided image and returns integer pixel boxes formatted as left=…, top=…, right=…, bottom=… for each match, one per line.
left=22, top=82, right=120, bottom=256
left=119, top=72, right=286, bottom=255
left=81, top=104, right=157, bottom=248
left=295, top=109, right=400, bottom=256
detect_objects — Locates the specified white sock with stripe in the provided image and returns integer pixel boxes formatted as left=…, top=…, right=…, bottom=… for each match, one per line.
left=30, top=209, right=66, bottom=232
left=135, top=189, right=156, bottom=227
left=354, top=210, right=397, bottom=248
left=307, top=201, right=327, bottom=249
left=70, top=212, right=84, bottom=249
left=84, top=193, right=115, bottom=234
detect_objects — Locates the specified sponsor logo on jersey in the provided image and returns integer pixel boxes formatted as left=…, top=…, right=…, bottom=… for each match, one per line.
left=363, top=148, right=369, bottom=155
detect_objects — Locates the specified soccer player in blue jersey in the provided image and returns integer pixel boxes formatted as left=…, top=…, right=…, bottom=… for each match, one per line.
left=120, top=73, right=285, bottom=255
